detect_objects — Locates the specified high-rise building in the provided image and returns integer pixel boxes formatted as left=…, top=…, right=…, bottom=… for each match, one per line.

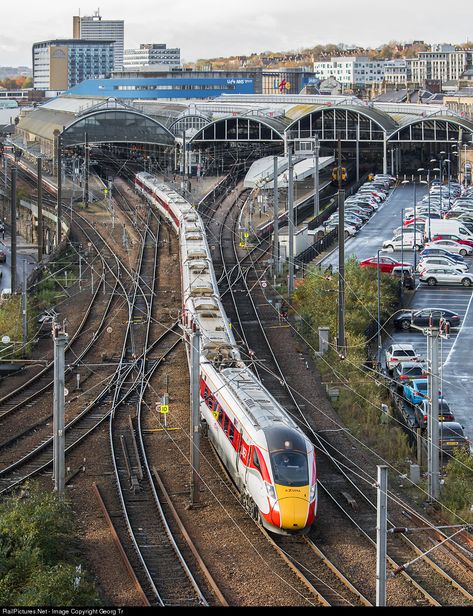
left=123, top=44, right=181, bottom=71
left=32, top=39, right=114, bottom=92
left=73, top=10, right=124, bottom=70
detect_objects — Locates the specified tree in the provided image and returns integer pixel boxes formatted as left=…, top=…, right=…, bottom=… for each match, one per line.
left=0, top=484, right=101, bottom=606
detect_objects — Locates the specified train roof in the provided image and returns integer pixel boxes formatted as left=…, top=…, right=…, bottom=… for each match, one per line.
left=220, top=366, right=299, bottom=433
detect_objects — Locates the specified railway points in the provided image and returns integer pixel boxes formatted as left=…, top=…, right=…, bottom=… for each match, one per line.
left=1, top=93, right=473, bottom=607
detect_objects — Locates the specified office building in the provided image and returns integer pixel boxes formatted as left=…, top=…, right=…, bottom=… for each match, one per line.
left=32, top=39, right=114, bottom=92
left=73, top=10, right=124, bottom=70
left=123, top=44, right=181, bottom=71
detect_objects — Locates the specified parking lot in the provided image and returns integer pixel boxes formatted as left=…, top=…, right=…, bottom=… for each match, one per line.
left=319, top=182, right=473, bottom=441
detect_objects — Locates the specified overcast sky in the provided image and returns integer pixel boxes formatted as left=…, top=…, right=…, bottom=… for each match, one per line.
left=1, top=0, right=472, bottom=67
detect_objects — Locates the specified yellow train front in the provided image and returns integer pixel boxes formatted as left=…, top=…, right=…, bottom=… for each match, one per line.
left=254, top=426, right=317, bottom=535
left=331, top=166, right=348, bottom=185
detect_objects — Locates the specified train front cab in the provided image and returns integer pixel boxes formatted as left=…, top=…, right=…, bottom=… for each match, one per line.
left=259, top=426, right=317, bottom=535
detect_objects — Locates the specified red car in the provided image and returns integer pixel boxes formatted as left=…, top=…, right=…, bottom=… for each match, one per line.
left=431, top=234, right=473, bottom=248
left=404, top=217, right=427, bottom=226
left=360, top=256, right=411, bottom=273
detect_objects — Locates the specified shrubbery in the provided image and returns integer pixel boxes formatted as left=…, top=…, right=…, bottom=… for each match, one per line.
left=294, top=257, right=412, bottom=466
left=0, top=484, right=101, bottom=606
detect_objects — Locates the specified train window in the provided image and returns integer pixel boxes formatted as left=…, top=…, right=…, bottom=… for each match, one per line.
left=228, top=423, right=234, bottom=441
left=252, top=448, right=261, bottom=470
left=223, top=415, right=229, bottom=434
left=271, top=451, right=308, bottom=487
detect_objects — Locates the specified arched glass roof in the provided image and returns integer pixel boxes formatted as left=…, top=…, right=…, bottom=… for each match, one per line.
left=61, top=109, right=175, bottom=147
left=189, top=115, right=287, bottom=143
left=387, top=115, right=473, bottom=142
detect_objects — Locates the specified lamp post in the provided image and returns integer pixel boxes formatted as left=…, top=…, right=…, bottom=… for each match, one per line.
left=444, top=158, right=451, bottom=204
left=439, top=151, right=446, bottom=187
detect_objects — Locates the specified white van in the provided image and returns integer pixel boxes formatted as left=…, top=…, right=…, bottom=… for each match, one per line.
left=383, top=234, right=423, bottom=252
left=426, top=220, right=473, bottom=241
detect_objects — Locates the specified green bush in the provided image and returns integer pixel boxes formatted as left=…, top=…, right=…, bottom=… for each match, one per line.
left=294, top=257, right=413, bottom=468
left=440, top=449, right=473, bottom=523
left=0, top=484, right=101, bottom=606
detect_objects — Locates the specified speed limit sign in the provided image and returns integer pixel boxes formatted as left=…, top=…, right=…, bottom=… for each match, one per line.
left=261, top=280, right=267, bottom=288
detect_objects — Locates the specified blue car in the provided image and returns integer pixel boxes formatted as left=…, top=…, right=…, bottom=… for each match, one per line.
left=404, top=378, right=442, bottom=406
left=420, top=248, right=464, bottom=263
left=403, top=379, right=429, bottom=406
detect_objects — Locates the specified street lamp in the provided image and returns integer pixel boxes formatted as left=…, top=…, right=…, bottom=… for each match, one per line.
left=401, top=166, right=424, bottom=272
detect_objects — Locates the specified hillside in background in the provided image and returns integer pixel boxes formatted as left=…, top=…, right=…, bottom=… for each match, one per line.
left=184, top=40, right=473, bottom=70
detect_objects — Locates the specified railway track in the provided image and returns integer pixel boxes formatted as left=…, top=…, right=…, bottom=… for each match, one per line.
left=208, top=184, right=473, bottom=606
left=107, top=205, right=215, bottom=606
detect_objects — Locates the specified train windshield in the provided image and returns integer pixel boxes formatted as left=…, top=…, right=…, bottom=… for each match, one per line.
left=270, top=451, right=308, bottom=487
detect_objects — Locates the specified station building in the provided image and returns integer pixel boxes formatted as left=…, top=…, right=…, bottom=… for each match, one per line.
left=10, top=91, right=473, bottom=182
left=63, top=68, right=319, bottom=100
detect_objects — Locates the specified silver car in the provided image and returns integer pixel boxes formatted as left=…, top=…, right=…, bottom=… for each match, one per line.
left=417, top=256, right=469, bottom=273
left=419, top=267, right=473, bottom=287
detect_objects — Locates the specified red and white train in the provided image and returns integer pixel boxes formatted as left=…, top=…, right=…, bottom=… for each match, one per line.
left=135, top=172, right=317, bottom=534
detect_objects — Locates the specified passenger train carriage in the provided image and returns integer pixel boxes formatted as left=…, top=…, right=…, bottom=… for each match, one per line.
left=135, top=172, right=317, bottom=534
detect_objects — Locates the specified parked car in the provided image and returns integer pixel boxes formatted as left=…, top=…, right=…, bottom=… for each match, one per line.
left=415, top=399, right=455, bottom=428
left=403, top=378, right=431, bottom=406
left=423, top=239, right=472, bottom=257
left=439, top=422, right=470, bottom=461
left=383, top=234, right=423, bottom=252
left=385, top=343, right=420, bottom=372
left=326, top=222, right=358, bottom=237
left=393, top=308, right=461, bottom=330
left=420, top=247, right=465, bottom=262
left=417, top=256, right=469, bottom=273
left=419, top=267, right=473, bottom=287
left=393, top=361, right=428, bottom=388
left=431, top=234, right=473, bottom=249
left=360, top=256, right=411, bottom=273
left=391, top=265, right=415, bottom=289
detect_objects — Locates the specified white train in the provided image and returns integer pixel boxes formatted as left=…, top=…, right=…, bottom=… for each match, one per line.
left=135, top=172, right=317, bottom=534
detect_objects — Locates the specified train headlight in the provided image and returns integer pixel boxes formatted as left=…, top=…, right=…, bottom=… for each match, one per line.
left=265, top=483, right=276, bottom=501
left=310, top=483, right=317, bottom=502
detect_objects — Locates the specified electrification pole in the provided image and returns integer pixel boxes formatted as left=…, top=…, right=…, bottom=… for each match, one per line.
left=337, top=139, right=346, bottom=353
left=190, top=326, right=201, bottom=506
left=287, top=145, right=295, bottom=298
left=52, top=323, right=68, bottom=495
left=84, top=131, right=89, bottom=208
left=273, top=155, right=279, bottom=283
left=56, top=132, right=62, bottom=245
left=313, top=133, right=320, bottom=219
left=37, top=157, right=43, bottom=261
left=428, top=329, right=440, bottom=502
left=376, top=465, right=388, bottom=607
left=10, top=165, right=17, bottom=292
left=22, top=259, right=27, bottom=349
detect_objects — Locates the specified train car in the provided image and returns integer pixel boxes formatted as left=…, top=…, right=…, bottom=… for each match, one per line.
left=135, top=172, right=317, bottom=534
left=331, top=166, right=348, bottom=185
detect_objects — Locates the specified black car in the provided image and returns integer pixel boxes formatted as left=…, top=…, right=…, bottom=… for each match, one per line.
left=439, top=422, right=470, bottom=462
left=394, top=308, right=461, bottom=331
left=414, top=399, right=455, bottom=428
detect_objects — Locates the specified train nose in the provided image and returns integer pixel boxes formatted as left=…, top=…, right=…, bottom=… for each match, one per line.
left=274, top=485, right=310, bottom=530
